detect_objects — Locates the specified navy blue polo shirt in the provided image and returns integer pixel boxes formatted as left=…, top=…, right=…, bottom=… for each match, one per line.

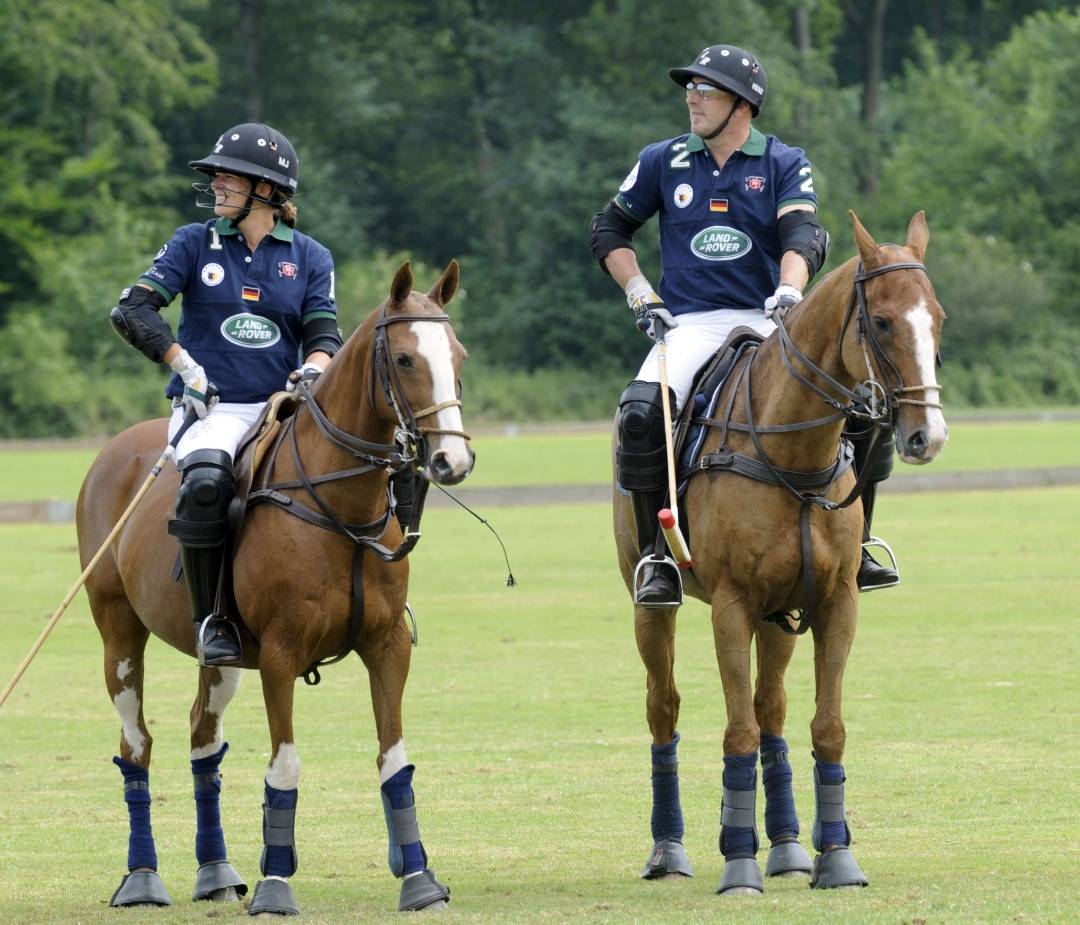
left=139, top=217, right=337, bottom=403
left=614, top=127, right=817, bottom=315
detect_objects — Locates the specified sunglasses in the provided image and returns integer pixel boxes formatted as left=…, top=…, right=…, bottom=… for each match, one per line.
left=685, top=82, right=727, bottom=101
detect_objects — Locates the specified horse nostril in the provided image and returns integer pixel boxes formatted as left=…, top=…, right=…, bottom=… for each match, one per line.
left=907, top=431, right=928, bottom=457
left=430, top=452, right=452, bottom=480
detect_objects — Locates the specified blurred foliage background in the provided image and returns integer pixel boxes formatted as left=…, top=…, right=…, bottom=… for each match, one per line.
left=1, top=0, right=1077, bottom=436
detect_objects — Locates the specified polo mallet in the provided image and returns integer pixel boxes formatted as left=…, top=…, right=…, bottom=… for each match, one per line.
left=0, top=408, right=200, bottom=709
left=652, top=315, right=693, bottom=569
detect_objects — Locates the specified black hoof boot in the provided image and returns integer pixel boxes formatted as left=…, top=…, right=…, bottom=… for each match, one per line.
left=641, top=839, right=693, bottom=879
left=765, top=838, right=813, bottom=877
left=398, top=869, right=450, bottom=911
left=810, top=847, right=869, bottom=889
left=248, top=878, right=299, bottom=915
left=109, top=870, right=172, bottom=907
left=193, top=860, right=248, bottom=901
left=197, top=616, right=243, bottom=667
left=633, top=556, right=682, bottom=608
left=715, top=857, right=764, bottom=895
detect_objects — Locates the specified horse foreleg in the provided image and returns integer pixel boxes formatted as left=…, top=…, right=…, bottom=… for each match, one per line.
left=633, top=604, right=693, bottom=879
left=189, top=666, right=247, bottom=902
left=808, top=587, right=869, bottom=889
left=361, top=617, right=450, bottom=912
left=754, top=626, right=813, bottom=878
left=247, top=647, right=302, bottom=916
left=98, top=599, right=172, bottom=907
left=711, top=593, right=763, bottom=896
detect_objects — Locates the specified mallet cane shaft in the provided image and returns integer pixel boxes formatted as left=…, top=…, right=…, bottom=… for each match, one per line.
left=654, top=322, right=692, bottom=568
left=0, top=410, right=199, bottom=710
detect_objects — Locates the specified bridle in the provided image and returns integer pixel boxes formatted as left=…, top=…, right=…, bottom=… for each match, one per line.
left=248, top=304, right=472, bottom=682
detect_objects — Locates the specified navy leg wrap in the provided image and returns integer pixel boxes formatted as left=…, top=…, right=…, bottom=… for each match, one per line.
left=191, top=742, right=229, bottom=865
left=719, top=753, right=759, bottom=859
left=113, top=756, right=158, bottom=871
left=761, top=734, right=799, bottom=841
left=650, top=733, right=684, bottom=842
left=260, top=784, right=298, bottom=877
left=813, top=757, right=850, bottom=850
left=381, top=765, right=426, bottom=876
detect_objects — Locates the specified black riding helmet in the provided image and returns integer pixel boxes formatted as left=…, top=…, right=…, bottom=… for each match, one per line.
left=189, top=123, right=299, bottom=198
left=669, top=45, right=767, bottom=116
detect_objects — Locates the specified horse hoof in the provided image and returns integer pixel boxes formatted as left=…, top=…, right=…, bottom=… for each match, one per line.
left=398, top=869, right=450, bottom=912
left=641, top=839, right=694, bottom=879
left=193, top=860, right=248, bottom=901
left=765, top=839, right=813, bottom=877
left=109, top=870, right=172, bottom=907
left=248, top=878, right=300, bottom=916
left=715, top=857, right=764, bottom=895
left=810, top=847, right=869, bottom=889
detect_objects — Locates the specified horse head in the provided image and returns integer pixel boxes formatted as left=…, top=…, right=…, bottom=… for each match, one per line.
left=374, top=260, right=475, bottom=485
left=844, top=211, right=949, bottom=464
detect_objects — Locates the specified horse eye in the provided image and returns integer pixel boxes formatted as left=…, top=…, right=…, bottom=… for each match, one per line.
left=395, top=353, right=413, bottom=369
left=872, top=316, right=890, bottom=334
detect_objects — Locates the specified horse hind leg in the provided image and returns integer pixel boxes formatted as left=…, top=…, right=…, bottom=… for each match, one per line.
left=754, top=626, right=813, bottom=878
left=807, top=590, right=869, bottom=889
left=362, top=617, right=450, bottom=912
left=632, top=603, right=693, bottom=879
left=97, top=597, right=172, bottom=907
left=189, top=666, right=248, bottom=902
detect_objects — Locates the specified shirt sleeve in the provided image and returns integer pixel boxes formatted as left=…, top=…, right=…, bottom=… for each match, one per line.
left=775, top=146, right=818, bottom=215
left=137, top=224, right=197, bottom=301
left=613, top=142, right=664, bottom=222
left=301, top=244, right=342, bottom=356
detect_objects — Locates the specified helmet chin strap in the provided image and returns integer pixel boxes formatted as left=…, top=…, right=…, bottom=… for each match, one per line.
left=701, top=98, right=743, bottom=141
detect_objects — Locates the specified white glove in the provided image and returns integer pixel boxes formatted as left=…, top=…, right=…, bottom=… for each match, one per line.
left=764, top=283, right=803, bottom=321
left=625, top=274, right=679, bottom=341
left=286, top=362, right=325, bottom=393
left=170, top=348, right=215, bottom=419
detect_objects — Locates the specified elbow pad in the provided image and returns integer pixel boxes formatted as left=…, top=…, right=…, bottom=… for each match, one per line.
left=778, top=210, right=830, bottom=279
left=590, top=199, right=644, bottom=273
left=301, top=316, right=343, bottom=358
left=110, top=285, right=174, bottom=363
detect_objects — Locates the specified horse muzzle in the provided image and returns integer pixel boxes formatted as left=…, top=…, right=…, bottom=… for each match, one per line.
left=427, top=444, right=475, bottom=486
left=896, top=415, right=949, bottom=464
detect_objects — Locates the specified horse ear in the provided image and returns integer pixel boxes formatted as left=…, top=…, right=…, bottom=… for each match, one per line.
left=849, top=210, right=881, bottom=268
left=427, top=259, right=460, bottom=307
left=390, top=262, right=413, bottom=307
left=905, top=210, right=929, bottom=261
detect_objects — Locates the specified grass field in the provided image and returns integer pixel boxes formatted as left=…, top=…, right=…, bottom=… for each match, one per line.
left=0, top=418, right=1078, bottom=502
left=1, top=485, right=1078, bottom=923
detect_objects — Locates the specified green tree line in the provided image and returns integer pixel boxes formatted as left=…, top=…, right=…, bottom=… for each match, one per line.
left=1, top=0, right=1077, bottom=437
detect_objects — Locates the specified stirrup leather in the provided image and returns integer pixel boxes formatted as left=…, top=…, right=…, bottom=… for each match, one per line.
left=632, top=554, right=683, bottom=609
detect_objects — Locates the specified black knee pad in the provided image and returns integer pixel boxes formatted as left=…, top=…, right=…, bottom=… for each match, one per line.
left=616, top=380, right=671, bottom=492
left=169, top=449, right=235, bottom=547
left=847, top=427, right=896, bottom=483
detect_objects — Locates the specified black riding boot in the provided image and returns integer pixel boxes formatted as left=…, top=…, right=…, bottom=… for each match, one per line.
left=630, top=488, right=681, bottom=607
left=856, top=481, right=899, bottom=591
left=617, top=380, right=682, bottom=609
left=390, top=466, right=420, bottom=533
left=168, top=449, right=242, bottom=667
left=848, top=427, right=899, bottom=592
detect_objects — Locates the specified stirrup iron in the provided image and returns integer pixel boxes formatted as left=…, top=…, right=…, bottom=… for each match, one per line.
left=632, top=554, right=683, bottom=609
left=861, top=535, right=899, bottom=585
left=196, top=615, right=242, bottom=667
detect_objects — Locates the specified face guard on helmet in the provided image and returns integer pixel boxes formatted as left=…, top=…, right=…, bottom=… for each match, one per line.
left=670, top=44, right=768, bottom=124
left=189, top=123, right=299, bottom=221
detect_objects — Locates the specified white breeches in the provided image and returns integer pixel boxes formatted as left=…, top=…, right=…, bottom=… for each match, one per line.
left=167, top=401, right=267, bottom=465
left=636, top=308, right=776, bottom=411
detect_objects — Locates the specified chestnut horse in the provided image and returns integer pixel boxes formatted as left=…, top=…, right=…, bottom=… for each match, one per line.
left=614, top=212, right=948, bottom=893
left=76, top=262, right=473, bottom=915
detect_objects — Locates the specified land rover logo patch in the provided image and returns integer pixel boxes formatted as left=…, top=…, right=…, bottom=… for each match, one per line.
left=220, top=313, right=281, bottom=348
left=690, top=226, right=753, bottom=261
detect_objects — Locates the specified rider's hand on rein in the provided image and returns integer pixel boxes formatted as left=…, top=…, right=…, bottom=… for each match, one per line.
left=287, top=363, right=325, bottom=394
left=764, top=283, right=803, bottom=321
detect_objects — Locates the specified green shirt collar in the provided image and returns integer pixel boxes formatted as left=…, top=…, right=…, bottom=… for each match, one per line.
left=214, top=216, right=294, bottom=243
left=685, top=125, right=766, bottom=157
